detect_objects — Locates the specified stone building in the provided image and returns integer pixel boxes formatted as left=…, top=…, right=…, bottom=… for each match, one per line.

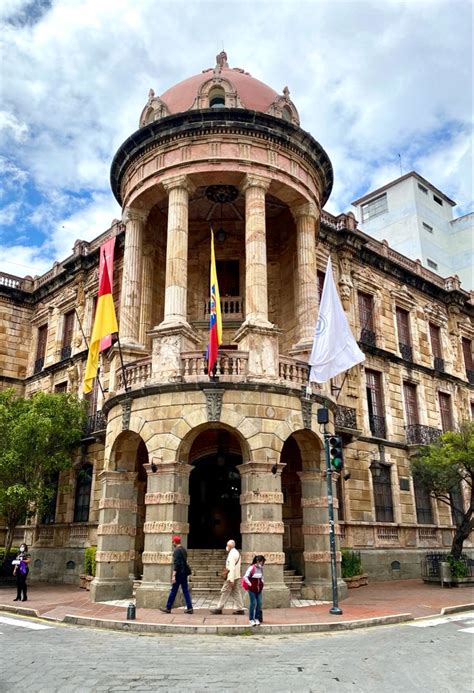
left=0, top=52, right=472, bottom=608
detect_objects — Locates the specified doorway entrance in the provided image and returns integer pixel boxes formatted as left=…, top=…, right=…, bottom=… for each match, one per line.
left=188, top=452, right=242, bottom=549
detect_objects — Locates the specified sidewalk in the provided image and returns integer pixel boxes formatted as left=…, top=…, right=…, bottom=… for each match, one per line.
left=0, top=580, right=472, bottom=635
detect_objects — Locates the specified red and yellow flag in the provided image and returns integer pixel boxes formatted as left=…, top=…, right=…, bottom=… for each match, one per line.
left=83, top=259, right=118, bottom=394
left=208, top=229, right=222, bottom=374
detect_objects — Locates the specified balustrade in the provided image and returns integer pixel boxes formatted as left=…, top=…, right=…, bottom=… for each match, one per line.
left=203, top=296, right=243, bottom=320
left=278, top=357, right=309, bottom=386
left=405, top=424, right=441, bottom=446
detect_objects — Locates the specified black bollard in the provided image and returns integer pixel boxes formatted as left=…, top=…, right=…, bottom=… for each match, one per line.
left=127, top=602, right=136, bottom=620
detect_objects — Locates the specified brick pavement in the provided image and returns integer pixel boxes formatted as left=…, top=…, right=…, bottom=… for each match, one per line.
left=0, top=579, right=472, bottom=633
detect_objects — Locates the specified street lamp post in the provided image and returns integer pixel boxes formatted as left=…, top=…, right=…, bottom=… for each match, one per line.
left=323, top=423, right=343, bottom=615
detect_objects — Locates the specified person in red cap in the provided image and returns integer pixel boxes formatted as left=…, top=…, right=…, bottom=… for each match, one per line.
left=160, top=535, right=193, bottom=614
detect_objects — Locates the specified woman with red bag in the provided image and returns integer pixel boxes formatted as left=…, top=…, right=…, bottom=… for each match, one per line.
left=242, top=555, right=265, bottom=626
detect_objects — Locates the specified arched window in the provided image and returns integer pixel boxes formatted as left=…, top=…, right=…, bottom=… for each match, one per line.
left=282, top=106, right=292, bottom=122
left=74, top=464, right=93, bottom=523
left=209, top=87, right=226, bottom=109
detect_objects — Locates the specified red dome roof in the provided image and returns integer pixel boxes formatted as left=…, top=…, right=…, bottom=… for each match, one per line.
left=160, top=65, right=279, bottom=115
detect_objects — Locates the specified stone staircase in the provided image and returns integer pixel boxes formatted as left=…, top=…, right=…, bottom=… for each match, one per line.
left=133, top=550, right=304, bottom=599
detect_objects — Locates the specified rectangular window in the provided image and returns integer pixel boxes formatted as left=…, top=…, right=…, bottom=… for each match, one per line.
left=42, top=472, right=59, bottom=524
left=438, top=392, right=453, bottom=432
left=361, top=193, right=388, bottom=222
left=450, top=484, right=464, bottom=526
left=414, top=479, right=433, bottom=524
left=54, top=382, right=67, bottom=393
left=216, top=260, right=240, bottom=296
left=372, top=464, right=394, bottom=522
left=403, top=382, right=419, bottom=426
left=366, top=369, right=386, bottom=438
left=74, top=465, right=93, bottom=523
left=422, top=222, right=433, bottom=233
left=418, top=183, right=428, bottom=194
left=396, top=307, right=412, bottom=360
left=61, top=310, right=75, bottom=360
left=429, top=323, right=442, bottom=358
left=317, top=270, right=326, bottom=301
left=427, top=259, right=438, bottom=270
left=462, top=338, right=473, bottom=372
left=34, top=324, right=48, bottom=373
left=433, top=194, right=443, bottom=206
left=358, top=292, right=374, bottom=331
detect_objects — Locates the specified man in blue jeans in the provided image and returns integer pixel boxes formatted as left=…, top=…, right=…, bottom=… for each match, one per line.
left=160, top=535, right=193, bottom=614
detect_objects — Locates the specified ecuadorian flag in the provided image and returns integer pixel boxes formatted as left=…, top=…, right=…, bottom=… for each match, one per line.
left=83, top=258, right=119, bottom=393
left=208, top=229, right=222, bottom=374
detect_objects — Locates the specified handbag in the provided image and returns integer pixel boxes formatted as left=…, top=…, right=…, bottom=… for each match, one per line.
left=220, top=567, right=230, bottom=580
left=241, top=564, right=256, bottom=590
left=185, top=563, right=192, bottom=576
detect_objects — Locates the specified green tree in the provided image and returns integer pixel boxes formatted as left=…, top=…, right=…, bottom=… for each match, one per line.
left=0, top=388, right=86, bottom=561
left=411, top=420, right=474, bottom=559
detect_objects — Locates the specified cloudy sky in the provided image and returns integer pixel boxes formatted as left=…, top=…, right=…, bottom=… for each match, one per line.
left=0, top=0, right=472, bottom=277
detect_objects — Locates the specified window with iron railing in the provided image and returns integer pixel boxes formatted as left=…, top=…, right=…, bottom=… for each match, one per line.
left=403, top=382, right=419, bottom=430
left=371, top=464, right=394, bottom=523
left=358, top=292, right=375, bottom=345
left=396, top=307, right=412, bottom=361
left=438, top=392, right=453, bottom=432
left=34, top=324, right=48, bottom=374
left=74, top=464, right=93, bottom=523
left=61, top=310, right=75, bottom=361
left=414, top=479, right=433, bottom=524
left=462, top=338, right=473, bottom=384
left=41, top=471, right=59, bottom=524
left=429, top=322, right=443, bottom=370
left=366, top=369, right=386, bottom=438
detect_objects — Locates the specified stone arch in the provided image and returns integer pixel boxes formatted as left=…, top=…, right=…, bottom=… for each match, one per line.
left=193, top=77, right=245, bottom=110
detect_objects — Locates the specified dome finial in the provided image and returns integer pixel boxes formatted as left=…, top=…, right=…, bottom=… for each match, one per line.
left=216, top=50, right=229, bottom=69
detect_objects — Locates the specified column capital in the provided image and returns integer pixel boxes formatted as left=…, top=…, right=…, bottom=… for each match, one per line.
left=241, top=173, right=271, bottom=194
left=161, top=174, right=195, bottom=195
left=291, top=201, right=320, bottom=222
left=122, top=207, right=148, bottom=224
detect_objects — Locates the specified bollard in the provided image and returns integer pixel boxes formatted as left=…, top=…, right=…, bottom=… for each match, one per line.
left=127, top=602, right=136, bottom=620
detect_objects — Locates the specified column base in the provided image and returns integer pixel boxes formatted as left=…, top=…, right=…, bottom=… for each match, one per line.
left=301, top=578, right=348, bottom=602
left=90, top=577, right=133, bottom=603
left=260, top=583, right=290, bottom=608
left=135, top=582, right=182, bottom=609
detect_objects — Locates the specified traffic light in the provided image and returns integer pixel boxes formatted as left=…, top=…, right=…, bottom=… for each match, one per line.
left=329, top=435, right=344, bottom=471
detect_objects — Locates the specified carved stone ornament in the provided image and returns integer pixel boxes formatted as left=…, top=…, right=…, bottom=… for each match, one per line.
left=205, top=184, right=239, bottom=204
left=304, top=551, right=341, bottom=563
left=143, top=521, right=189, bottom=534
left=301, top=396, right=312, bottom=430
left=144, top=492, right=190, bottom=505
left=97, top=524, right=137, bottom=536
left=95, top=551, right=132, bottom=563
left=122, top=398, right=132, bottom=431
left=240, top=491, right=284, bottom=504
left=203, top=388, right=223, bottom=421
left=241, top=551, right=285, bottom=564
left=240, top=521, right=284, bottom=534
left=98, top=498, right=138, bottom=511
left=142, top=552, right=173, bottom=564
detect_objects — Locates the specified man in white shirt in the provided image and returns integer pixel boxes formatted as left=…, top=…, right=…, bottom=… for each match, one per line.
left=210, top=539, right=245, bottom=614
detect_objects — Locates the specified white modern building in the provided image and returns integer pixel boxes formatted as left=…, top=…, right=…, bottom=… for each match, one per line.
left=352, top=172, right=473, bottom=290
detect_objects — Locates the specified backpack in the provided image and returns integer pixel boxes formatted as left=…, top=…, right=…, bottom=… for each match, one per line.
left=241, top=564, right=256, bottom=591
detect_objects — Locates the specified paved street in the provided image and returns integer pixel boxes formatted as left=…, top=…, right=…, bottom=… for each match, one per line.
left=0, top=612, right=472, bottom=692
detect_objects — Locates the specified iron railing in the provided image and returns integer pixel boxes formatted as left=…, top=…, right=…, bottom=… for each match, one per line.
left=60, top=345, right=72, bottom=360
left=33, top=357, right=44, bottom=374
left=335, top=405, right=357, bottom=430
left=421, top=552, right=474, bottom=579
left=434, top=356, right=445, bottom=372
left=369, top=414, right=386, bottom=439
left=360, top=328, right=377, bottom=347
left=85, top=411, right=106, bottom=435
left=399, top=342, right=413, bottom=362
left=406, top=424, right=442, bottom=445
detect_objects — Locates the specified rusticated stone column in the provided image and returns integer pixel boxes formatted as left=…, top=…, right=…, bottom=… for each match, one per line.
left=238, top=460, right=290, bottom=607
left=161, top=175, right=195, bottom=327
left=90, top=471, right=138, bottom=602
left=139, top=243, right=154, bottom=349
left=135, top=461, right=192, bottom=609
left=241, top=174, right=271, bottom=327
left=298, top=470, right=347, bottom=601
left=291, top=202, right=319, bottom=352
left=120, top=207, right=147, bottom=346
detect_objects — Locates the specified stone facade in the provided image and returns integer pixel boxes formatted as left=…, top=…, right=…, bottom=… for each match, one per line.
left=0, top=53, right=472, bottom=607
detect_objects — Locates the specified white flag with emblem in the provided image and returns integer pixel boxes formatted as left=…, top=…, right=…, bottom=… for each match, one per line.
left=309, top=256, right=365, bottom=383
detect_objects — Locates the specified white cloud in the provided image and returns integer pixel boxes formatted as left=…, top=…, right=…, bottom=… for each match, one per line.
left=0, top=0, right=471, bottom=275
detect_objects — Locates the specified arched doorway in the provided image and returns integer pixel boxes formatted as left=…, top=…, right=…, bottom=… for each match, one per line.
left=187, top=428, right=242, bottom=549
left=281, top=436, right=303, bottom=572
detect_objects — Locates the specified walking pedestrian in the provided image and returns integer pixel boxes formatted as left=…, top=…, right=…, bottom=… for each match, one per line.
left=242, top=555, right=266, bottom=626
left=210, top=539, right=245, bottom=615
left=160, top=535, right=193, bottom=614
left=12, top=543, right=31, bottom=602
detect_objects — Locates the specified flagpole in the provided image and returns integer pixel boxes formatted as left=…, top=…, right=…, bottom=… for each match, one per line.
left=116, top=334, right=130, bottom=393
left=74, top=308, right=105, bottom=399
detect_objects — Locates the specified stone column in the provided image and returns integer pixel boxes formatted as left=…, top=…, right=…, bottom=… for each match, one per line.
left=151, top=175, right=199, bottom=382
left=90, top=471, right=138, bottom=602
left=235, top=174, right=281, bottom=379
left=298, top=470, right=348, bottom=601
left=139, top=243, right=154, bottom=349
left=135, top=461, right=191, bottom=609
left=291, top=202, right=319, bottom=353
left=239, top=460, right=290, bottom=607
left=120, top=207, right=148, bottom=346
left=241, top=174, right=271, bottom=327
left=161, top=175, right=195, bottom=327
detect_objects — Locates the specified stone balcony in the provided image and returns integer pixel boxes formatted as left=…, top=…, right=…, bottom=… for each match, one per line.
left=116, top=351, right=310, bottom=393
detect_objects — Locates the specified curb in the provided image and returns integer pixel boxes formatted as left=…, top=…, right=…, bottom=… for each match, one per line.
left=0, top=604, right=40, bottom=618
left=440, top=603, right=474, bottom=615
left=62, top=612, right=413, bottom=635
